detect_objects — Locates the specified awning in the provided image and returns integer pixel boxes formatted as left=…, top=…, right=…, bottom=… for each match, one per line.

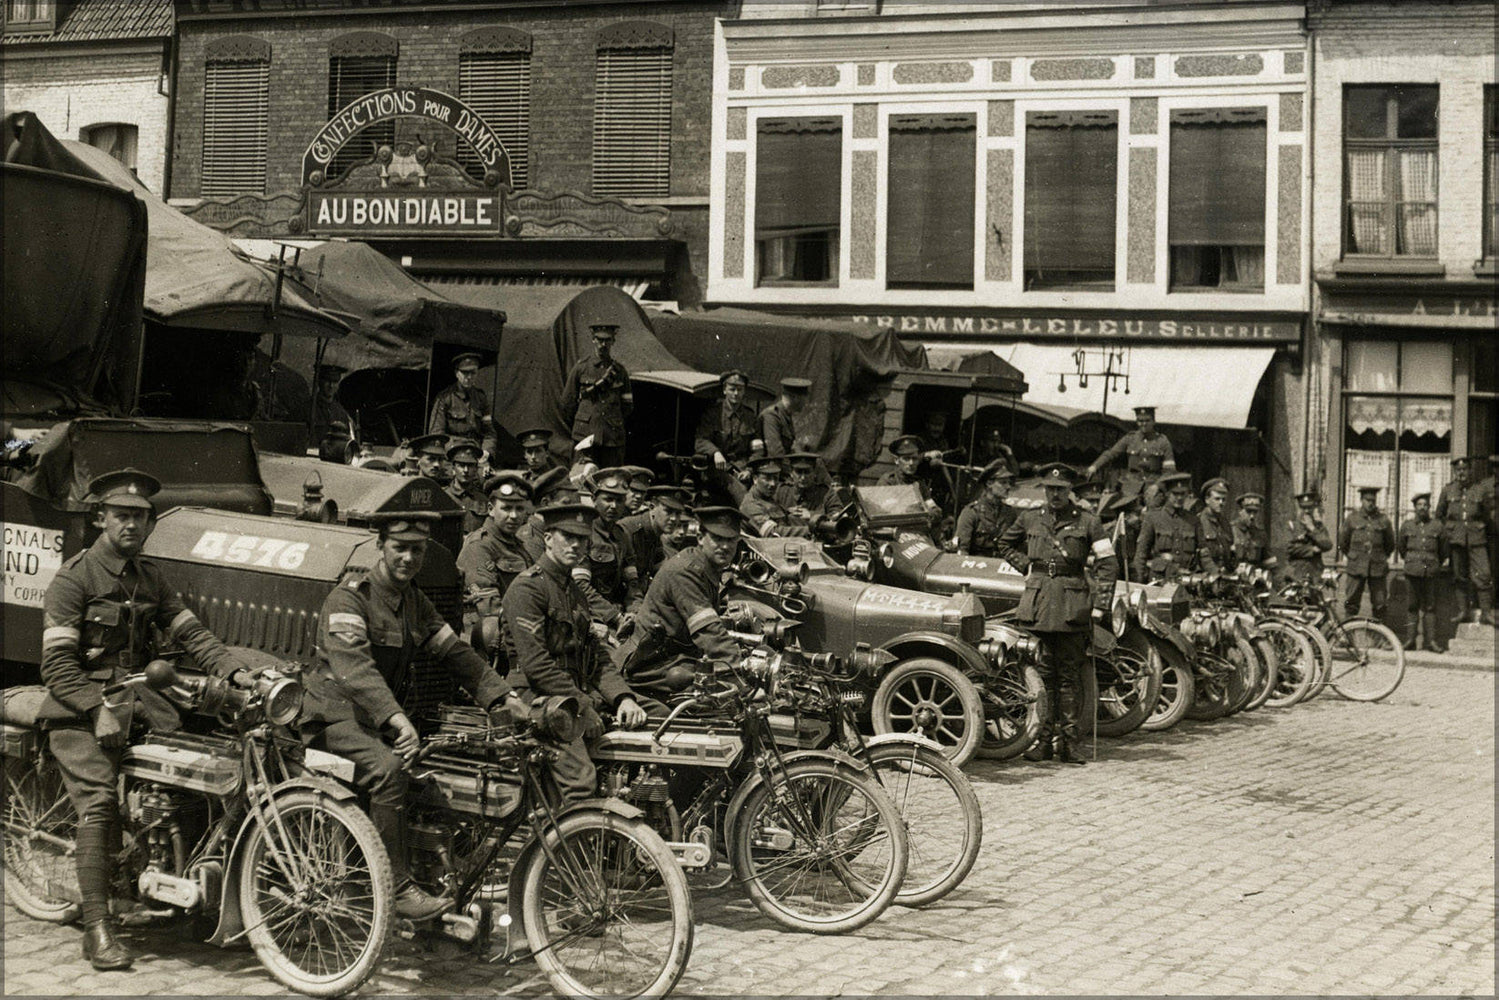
left=994, top=343, right=1276, bottom=429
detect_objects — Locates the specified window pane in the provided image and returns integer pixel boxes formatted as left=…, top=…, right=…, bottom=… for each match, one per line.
left=1346, top=86, right=1393, bottom=139
left=1395, top=148, right=1438, bottom=255
left=756, top=118, right=842, bottom=285
left=1345, top=340, right=1398, bottom=391
left=1396, top=85, right=1439, bottom=139
left=1474, top=338, right=1498, bottom=394
left=327, top=55, right=397, bottom=182
left=203, top=60, right=269, bottom=197
left=1024, top=111, right=1117, bottom=288
left=592, top=47, right=673, bottom=198
left=886, top=114, right=975, bottom=289
left=1399, top=340, right=1451, bottom=394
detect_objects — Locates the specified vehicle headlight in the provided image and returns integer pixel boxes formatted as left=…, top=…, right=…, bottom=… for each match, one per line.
left=978, top=636, right=1006, bottom=666
left=1128, top=586, right=1149, bottom=619
left=262, top=677, right=303, bottom=728
left=1110, top=596, right=1130, bottom=637
left=742, top=646, right=783, bottom=697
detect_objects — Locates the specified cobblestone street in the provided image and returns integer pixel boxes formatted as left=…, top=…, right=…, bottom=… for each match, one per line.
left=5, top=664, right=1493, bottom=997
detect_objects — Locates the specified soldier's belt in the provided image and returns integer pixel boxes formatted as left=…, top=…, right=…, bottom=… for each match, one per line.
left=1030, top=559, right=1084, bottom=579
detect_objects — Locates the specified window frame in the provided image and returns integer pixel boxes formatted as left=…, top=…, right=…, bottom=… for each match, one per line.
left=457, top=45, right=532, bottom=189
left=201, top=48, right=271, bottom=198
left=1166, top=107, right=1268, bottom=294
left=79, top=123, right=140, bottom=174
left=591, top=35, right=674, bottom=200
left=1021, top=108, right=1121, bottom=292
left=1483, top=85, right=1497, bottom=266
left=326, top=34, right=399, bottom=184
left=753, top=115, right=844, bottom=288
left=1341, top=83, right=1440, bottom=261
left=3, top=0, right=55, bottom=35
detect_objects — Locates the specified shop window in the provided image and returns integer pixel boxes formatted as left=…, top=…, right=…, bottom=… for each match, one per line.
left=1342, top=339, right=1452, bottom=532
left=1484, top=86, right=1497, bottom=262
left=80, top=123, right=138, bottom=174
left=1025, top=110, right=1117, bottom=290
left=458, top=30, right=531, bottom=188
left=1343, top=85, right=1438, bottom=258
left=592, top=23, right=673, bottom=199
left=326, top=34, right=398, bottom=183
left=3, top=0, right=54, bottom=33
left=1168, top=109, right=1265, bottom=291
left=886, top=113, right=975, bottom=290
left=202, top=45, right=270, bottom=197
left=755, top=117, right=842, bottom=286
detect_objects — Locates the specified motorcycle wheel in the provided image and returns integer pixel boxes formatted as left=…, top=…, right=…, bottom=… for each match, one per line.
left=975, top=663, right=1046, bottom=761
left=731, top=758, right=908, bottom=934
left=1186, top=637, right=1255, bottom=721
left=1140, top=656, right=1195, bottom=731
left=1092, top=644, right=1160, bottom=738
left=1225, top=635, right=1263, bottom=715
left=520, top=811, right=694, bottom=999
left=869, top=658, right=984, bottom=768
left=1242, top=636, right=1282, bottom=712
left=1259, top=619, right=1318, bottom=707
left=238, top=791, right=393, bottom=998
left=865, top=741, right=981, bottom=908
left=1, top=754, right=79, bottom=923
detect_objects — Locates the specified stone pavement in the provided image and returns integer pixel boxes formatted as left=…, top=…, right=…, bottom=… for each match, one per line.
left=5, top=664, right=1494, bottom=996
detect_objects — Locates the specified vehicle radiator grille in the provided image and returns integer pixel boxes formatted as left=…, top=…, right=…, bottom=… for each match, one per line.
left=180, top=587, right=318, bottom=661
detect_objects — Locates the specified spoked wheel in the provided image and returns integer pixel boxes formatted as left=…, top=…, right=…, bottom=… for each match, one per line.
left=975, top=663, right=1046, bottom=761
left=1259, top=619, right=1318, bottom=707
left=865, top=741, right=982, bottom=907
left=869, top=658, right=984, bottom=767
left=731, top=758, right=908, bottom=934
left=520, top=811, right=693, bottom=999
left=1, top=754, right=80, bottom=923
left=1241, top=636, right=1280, bottom=712
left=1140, top=656, right=1195, bottom=732
left=1185, top=641, right=1252, bottom=722
left=1224, top=635, right=1263, bottom=715
left=1326, top=619, right=1406, bottom=702
left=238, top=791, right=393, bottom=998
left=1093, top=644, right=1160, bottom=738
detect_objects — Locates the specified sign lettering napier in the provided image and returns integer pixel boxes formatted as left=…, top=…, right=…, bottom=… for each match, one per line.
left=843, top=311, right=1303, bottom=343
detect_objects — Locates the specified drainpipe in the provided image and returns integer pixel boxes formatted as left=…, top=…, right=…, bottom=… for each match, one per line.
left=160, top=26, right=178, bottom=197
left=1301, top=27, right=1316, bottom=497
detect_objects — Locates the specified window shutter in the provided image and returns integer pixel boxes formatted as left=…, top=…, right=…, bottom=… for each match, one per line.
left=1024, top=111, right=1118, bottom=279
left=755, top=118, right=841, bottom=233
left=326, top=54, right=396, bottom=181
left=1169, top=110, right=1266, bottom=246
left=458, top=51, right=530, bottom=187
left=592, top=46, right=672, bottom=198
left=203, top=59, right=269, bottom=197
left=885, top=114, right=976, bottom=288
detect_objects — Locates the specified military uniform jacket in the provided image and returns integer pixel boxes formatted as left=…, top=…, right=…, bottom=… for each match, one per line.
left=503, top=555, right=633, bottom=709
left=1286, top=515, right=1333, bottom=566
left=1232, top=521, right=1271, bottom=568
left=428, top=383, right=491, bottom=441
left=1436, top=480, right=1494, bottom=548
left=1339, top=509, right=1395, bottom=577
left=305, top=567, right=511, bottom=730
left=1397, top=517, right=1447, bottom=577
left=574, top=517, right=641, bottom=622
left=1198, top=509, right=1236, bottom=572
left=775, top=481, right=841, bottom=524
left=760, top=401, right=798, bottom=457
left=635, top=547, right=740, bottom=667
left=954, top=496, right=1015, bottom=557
left=1134, top=507, right=1213, bottom=581
left=561, top=356, right=631, bottom=447
left=619, top=510, right=665, bottom=583
left=41, top=534, right=238, bottom=721
left=445, top=480, right=489, bottom=534
left=997, top=503, right=1118, bottom=633
left=695, top=401, right=759, bottom=466
left=457, top=518, right=544, bottom=617
left=1094, top=430, right=1174, bottom=485
left=740, top=490, right=810, bottom=537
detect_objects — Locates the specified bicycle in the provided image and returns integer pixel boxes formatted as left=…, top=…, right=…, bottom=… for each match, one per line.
left=1270, top=569, right=1406, bottom=702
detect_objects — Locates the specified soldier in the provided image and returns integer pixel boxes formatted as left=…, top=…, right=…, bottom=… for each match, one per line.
left=917, top=410, right=954, bottom=455
left=532, top=466, right=574, bottom=507
left=1073, top=479, right=1106, bottom=514
left=620, top=465, right=654, bottom=514
left=502, top=503, right=656, bottom=802
left=1339, top=485, right=1395, bottom=620
left=1397, top=490, right=1448, bottom=652
left=761, top=377, right=812, bottom=458
left=576, top=468, right=643, bottom=626
left=1102, top=486, right=1145, bottom=580
left=1084, top=405, right=1176, bottom=503
left=622, top=506, right=747, bottom=698
left=405, top=433, right=451, bottom=485
left=456, top=471, right=543, bottom=644
left=658, top=489, right=701, bottom=563
left=997, top=463, right=1118, bottom=766
left=1286, top=490, right=1334, bottom=584
left=619, top=484, right=688, bottom=584
left=40, top=469, right=250, bottom=970
left=1133, top=472, right=1214, bottom=583
left=517, top=427, right=563, bottom=487
left=568, top=435, right=599, bottom=490
left=877, top=435, right=944, bottom=509
left=740, top=456, right=810, bottom=538
left=952, top=459, right=1016, bottom=557
left=778, top=452, right=843, bottom=527
left=1436, top=456, right=1496, bottom=626
left=561, top=323, right=631, bottom=468
left=444, top=438, right=488, bottom=533
left=1197, top=477, right=1236, bottom=573
left=1231, top=493, right=1277, bottom=573
left=428, top=352, right=494, bottom=451
left=310, top=362, right=354, bottom=447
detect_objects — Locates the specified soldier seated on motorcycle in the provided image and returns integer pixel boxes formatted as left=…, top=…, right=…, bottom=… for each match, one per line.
left=301, top=512, right=527, bottom=922
left=456, top=470, right=544, bottom=663
left=39, top=469, right=251, bottom=971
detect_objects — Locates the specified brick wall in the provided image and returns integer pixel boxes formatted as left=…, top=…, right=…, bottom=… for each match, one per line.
left=2, top=47, right=171, bottom=193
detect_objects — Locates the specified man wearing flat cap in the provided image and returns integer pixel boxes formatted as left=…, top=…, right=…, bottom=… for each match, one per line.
left=1339, top=484, right=1395, bottom=620
left=1436, top=456, right=1495, bottom=626
left=561, top=323, right=632, bottom=468
left=303, top=512, right=526, bottom=922
left=1231, top=493, right=1277, bottom=574
left=41, top=469, right=251, bottom=970
left=619, top=465, right=654, bottom=514
left=952, top=458, right=1017, bottom=557
left=405, top=433, right=452, bottom=485
left=444, top=438, right=489, bottom=533
left=739, top=456, right=811, bottom=538
left=1398, top=489, right=1448, bottom=651
left=1196, top=477, right=1235, bottom=573
left=997, top=463, right=1118, bottom=765
left=1086, top=405, right=1176, bottom=504
left=503, top=503, right=657, bottom=802
left=761, top=377, right=812, bottom=458
left=1133, top=472, right=1215, bottom=583
left=576, top=468, right=644, bottom=627
left=457, top=471, right=544, bottom=651
left=517, top=427, right=563, bottom=488
left=696, top=369, right=759, bottom=504
left=1286, top=489, right=1334, bottom=584
left=428, top=352, right=494, bottom=451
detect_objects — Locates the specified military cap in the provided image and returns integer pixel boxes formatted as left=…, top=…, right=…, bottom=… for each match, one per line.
left=590, top=467, right=630, bottom=496
left=695, top=505, right=744, bottom=539
left=575, top=434, right=595, bottom=453
left=1295, top=489, right=1321, bottom=504
left=517, top=428, right=553, bottom=449
left=452, top=352, right=483, bottom=373
left=1451, top=456, right=1472, bottom=468
left=407, top=433, right=450, bottom=457
left=87, top=468, right=161, bottom=510
left=620, top=465, right=655, bottom=490
left=538, top=502, right=596, bottom=537
left=648, top=485, right=689, bottom=512
left=888, top=434, right=923, bottom=457
left=720, top=369, right=750, bottom=388
left=785, top=451, right=821, bottom=470
left=1158, top=472, right=1194, bottom=493
left=531, top=467, right=571, bottom=503
left=484, top=470, right=532, bottom=502
left=1201, top=477, right=1230, bottom=497
left=1357, top=484, right=1381, bottom=496
left=588, top=323, right=620, bottom=339
left=976, top=457, right=1016, bottom=485
left=1133, top=405, right=1156, bottom=418
left=747, top=456, right=783, bottom=477
left=1236, top=492, right=1265, bottom=508
left=1102, top=489, right=1142, bottom=516
left=1409, top=490, right=1431, bottom=504
left=371, top=511, right=438, bottom=542
left=446, top=437, right=483, bottom=463
left=1074, top=478, right=1106, bottom=500
left=1035, top=462, right=1078, bottom=487
left=779, top=377, right=813, bottom=395
left=314, top=362, right=347, bottom=380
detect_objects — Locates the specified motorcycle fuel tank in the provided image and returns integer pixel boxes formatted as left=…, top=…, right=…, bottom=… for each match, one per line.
left=122, top=733, right=243, bottom=798
left=592, top=727, right=745, bottom=769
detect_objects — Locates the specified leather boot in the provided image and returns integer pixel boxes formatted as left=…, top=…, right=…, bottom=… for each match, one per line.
left=1023, top=736, right=1054, bottom=762
left=1057, top=739, right=1088, bottom=766
left=393, top=881, right=453, bottom=921
left=82, top=920, right=133, bottom=971
left=1403, top=614, right=1417, bottom=651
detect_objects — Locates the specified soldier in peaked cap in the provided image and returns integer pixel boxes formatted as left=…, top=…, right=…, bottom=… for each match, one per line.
left=1436, top=456, right=1495, bottom=625
left=1339, top=485, right=1395, bottom=620
left=561, top=323, right=632, bottom=468
left=405, top=432, right=452, bottom=485
left=41, top=469, right=251, bottom=970
left=739, top=455, right=810, bottom=538
left=515, top=427, right=563, bottom=487
left=997, top=463, right=1118, bottom=765
left=777, top=451, right=843, bottom=528
left=1231, top=493, right=1277, bottom=573
left=1398, top=489, right=1448, bottom=651
left=456, top=471, right=544, bottom=648
left=619, top=465, right=655, bottom=514
left=503, top=502, right=658, bottom=803
left=761, top=377, right=812, bottom=458
left=310, top=362, right=354, bottom=448
left=1085, top=404, right=1177, bottom=503
left=953, top=458, right=1017, bottom=558
left=1133, top=472, right=1215, bottom=583
left=696, top=369, right=759, bottom=504
left=877, top=434, right=946, bottom=524
left=303, top=510, right=524, bottom=922
left=1196, top=477, right=1235, bottom=573
left=620, top=484, right=690, bottom=584
left=444, top=438, right=488, bottom=533
left=428, top=352, right=494, bottom=450
left=576, top=468, right=643, bottom=627
left=1286, top=488, right=1334, bottom=584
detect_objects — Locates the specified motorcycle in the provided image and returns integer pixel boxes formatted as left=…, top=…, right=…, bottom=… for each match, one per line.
left=1, top=658, right=392, bottom=997
left=1174, top=573, right=1266, bottom=721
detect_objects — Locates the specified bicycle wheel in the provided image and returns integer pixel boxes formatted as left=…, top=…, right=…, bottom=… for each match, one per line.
left=519, top=810, right=693, bottom=999
left=1140, top=656, right=1195, bottom=731
left=1326, top=619, right=1406, bottom=702
left=732, top=758, right=908, bottom=934
left=975, top=662, right=1046, bottom=761
left=2, top=753, right=80, bottom=923
left=1259, top=619, right=1317, bottom=708
left=865, top=741, right=981, bottom=908
left=238, top=791, right=393, bottom=998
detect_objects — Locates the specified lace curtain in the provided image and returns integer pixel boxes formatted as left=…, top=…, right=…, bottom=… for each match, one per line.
left=1346, top=148, right=1437, bottom=255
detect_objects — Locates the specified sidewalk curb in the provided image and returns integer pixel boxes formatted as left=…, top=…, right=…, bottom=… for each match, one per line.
left=1403, top=650, right=1496, bottom=673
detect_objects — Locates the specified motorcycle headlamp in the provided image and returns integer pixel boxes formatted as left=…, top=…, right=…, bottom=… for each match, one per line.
left=261, top=676, right=304, bottom=728
left=530, top=695, right=582, bottom=743
left=742, top=646, right=783, bottom=697
left=1110, top=596, right=1130, bottom=638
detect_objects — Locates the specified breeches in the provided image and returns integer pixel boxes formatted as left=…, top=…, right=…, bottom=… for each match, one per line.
left=49, top=727, right=120, bottom=824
